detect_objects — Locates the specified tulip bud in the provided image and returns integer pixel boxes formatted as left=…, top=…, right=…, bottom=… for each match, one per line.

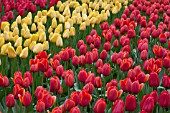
left=162, top=74, right=170, bottom=88
left=158, top=91, right=170, bottom=108
left=102, top=63, right=111, bottom=76
left=6, top=94, right=15, bottom=108
left=52, top=107, right=62, bottom=113
left=79, top=44, right=87, bottom=55
left=64, top=73, right=74, bottom=87
left=78, top=69, right=88, bottom=83
left=70, top=106, right=81, bottom=113
left=85, top=51, right=93, bottom=64
left=131, top=81, right=144, bottom=94
left=104, top=41, right=111, bottom=51
left=112, top=100, right=124, bottom=113
left=79, top=90, right=92, bottom=107
left=50, top=76, right=60, bottom=92
left=94, top=76, right=102, bottom=88
left=149, top=72, right=160, bottom=87
left=140, top=95, right=154, bottom=112
left=125, top=94, right=137, bottom=111
left=79, top=55, right=86, bottom=66
left=19, top=91, right=32, bottom=107
left=72, top=55, right=79, bottom=66
left=59, top=50, right=69, bottom=61
left=107, top=86, right=122, bottom=102
left=93, top=98, right=106, bottom=113
left=140, top=50, right=148, bottom=60
left=8, top=46, right=16, bottom=58
left=64, top=99, right=75, bottom=111
left=100, top=50, right=107, bottom=60
left=83, top=82, right=94, bottom=94
left=36, top=100, right=45, bottom=112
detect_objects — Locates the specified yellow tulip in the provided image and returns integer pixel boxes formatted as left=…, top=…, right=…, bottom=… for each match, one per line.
left=51, top=10, right=56, bottom=18
left=56, top=11, right=60, bottom=18
left=85, top=18, right=90, bottom=26
left=123, top=0, right=128, bottom=5
left=63, top=6, right=71, bottom=17
left=25, top=17, right=32, bottom=25
left=31, top=23, right=37, bottom=32
left=29, top=41, right=36, bottom=51
left=115, top=1, right=121, bottom=9
left=16, top=16, right=21, bottom=24
left=104, top=4, right=111, bottom=10
left=16, top=46, right=22, bottom=55
left=1, top=43, right=11, bottom=55
left=59, top=4, right=65, bottom=12
left=48, top=26, right=53, bottom=33
left=51, top=18, right=57, bottom=28
left=71, top=16, right=77, bottom=24
left=106, top=10, right=110, bottom=17
left=112, top=6, right=119, bottom=14
left=82, top=3, right=88, bottom=10
left=37, top=11, right=42, bottom=18
left=27, top=12, right=32, bottom=19
left=4, top=24, right=9, bottom=32
left=59, top=14, right=65, bottom=23
left=56, top=1, right=62, bottom=8
left=67, top=18, right=73, bottom=27
left=69, top=27, right=76, bottom=37
left=94, top=4, right=99, bottom=10
left=8, top=46, right=16, bottom=58
left=24, top=29, right=31, bottom=38
left=1, top=22, right=10, bottom=31
left=20, top=47, right=28, bottom=58
left=50, top=33, right=61, bottom=43
left=33, top=43, right=43, bottom=53
left=31, top=34, right=39, bottom=41
left=75, top=6, right=81, bottom=13
left=69, top=1, right=77, bottom=8
left=55, top=24, right=63, bottom=33
left=56, top=36, right=63, bottom=47
left=13, top=27, right=19, bottom=36
left=65, top=22, right=70, bottom=29
left=0, top=37, right=5, bottom=47
left=90, top=17, right=97, bottom=24
left=34, top=16, right=39, bottom=23
left=39, top=31, right=46, bottom=42
left=63, top=29, right=70, bottom=38
left=99, top=0, right=103, bottom=7
left=82, top=14, right=88, bottom=21
left=13, top=35, right=19, bottom=42
left=3, top=31, right=9, bottom=40
left=49, top=32, right=53, bottom=40
left=43, top=41, right=49, bottom=50
left=11, top=21, right=18, bottom=30
left=80, top=22, right=86, bottom=31
left=24, top=38, right=31, bottom=47
left=42, top=10, right=47, bottom=16
left=14, top=37, right=22, bottom=47
left=119, top=0, right=125, bottom=3
left=77, top=17, right=82, bottom=25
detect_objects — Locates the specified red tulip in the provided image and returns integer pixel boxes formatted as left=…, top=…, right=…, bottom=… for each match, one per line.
left=100, top=50, right=107, bottom=60
left=57, top=86, right=63, bottom=95
left=93, top=35, right=101, bottom=48
left=70, top=106, right=81, bottom=113
left=83, top=82, right=94, bottom=94
left=150, top=90, right=158, bottom=104
left=18, top=9, right=25, bottom=16
left=7, top=11, right=14, bottom=20
left=131, top=80, right=144, bottom=94
left=44, top=67, right=53, bottom=78
left=163, top=56, right=170, bottom=68
left=13, top=84, right=25, bottom=99
left=113, top=39, right=119, bottom=47
left=42, top=93, right=56, bottom=109
left=114, top=18, right=121, bottom=27
left=85, top=51, right=93, bottom=64
left=140, top=94, right=154, bottom=112
left=92, top=48, right=98, bottom=62
left=112, top=100, right=124, bottom=113
left=149, top=72, right=160, bottom=87
left=78, top=68, right=88, bottom=83
left=68, top=47, right=76, bottom=58
left=107, top=86, right=123, bottom=102
left=104, top=42, right=111, bottom=51
left=79, top=44, right=87, bottom=55
left=120, top=78, right=132, bottom=92
left=136, top=72, right=149, bottom=83
left=12, top=71, right=23, bottom=86
left=79, top=55, right=86, bottom=66
left=79, top=90, right=92, bottom=107
left=100, top=22, right=109, bottom=30
left=0, top=74, right=9, bottom=87
left=19, top=91, right=32, bottom=107
left=86, top=35, right=93, bottom=44
left=59, top=49, right=69, bottom=61
left=159, top=33, right=167, bottom=43
left=95, top=59, right=103, bottom=68
left=36, top=100, right=45, bottom=112
left=128, top=29, right=136, bottom=38
left=125, top=94, right=137, bottom=111
left=72, top=55, right=79, bottom=66
left=158, top=91, right=170, bottom=108
left=34, top=86, right=45, bottom=99
left=114, top=30, right=120, bottom=38
left=38, top=58, right=49, bottom=72
left=6, top=94, right=15, bottom=107
left=120, top=58, right=133, bottom=71
left=102, top=63, right=111, bottom=76
left=94, top=76, right=102, bottom=88
left=52, top=107, right=62, bottom=113
left=64, top=72, right=74, bottom=87
left=162, top=73, right=170, bottom=88
left=56, top=65, right=64, bottom=76
left=64, top=99, right=76, bottom=111
left=77, top=40, right=84, bottom=49
left=93, top=98, right=106, bottom=113
left=50, top=76, right=60, bottom=92
left=70, top=91, right=80, bottom=105
left=111, top=52, right=118, bottom=63
left=140, top=50, right=148, bottom=60
left=85, top=73, right=95, bottom=84
left=106, top=79, right=118, bottom=90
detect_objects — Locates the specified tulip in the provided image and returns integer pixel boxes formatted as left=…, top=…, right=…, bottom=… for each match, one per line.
left=77, top=40, right=84, bottom=49
left=64, top=99, right=76, bottom=111
left=79, top=44, right=87, bottom=55
left=50, top=76, right=60, bottom=92
left=85, top=73, right=95, bottom=84
left=42, top=93, right=56, bottom=109
left=131, top=80, right=144, bottom=94
left=125, top=94, right=137, bottom=111
left=140, top=50, right=148, bottom=60
left=149, top=72, right=160, bottom=87
left=72, top=55, right=79, bottom=66
left=70, top=91, right=80, bottom=105
left=38, top=58, right=48, bottom=72
left=85, top=51, right=93, bottom=64
left=94, top=76, right=102, bottom=88
left=36, top=100, right=45, bottom=112
left=150, top=90, right=158, bottom=104
left=107, top=86, right=122, bottom=102
left=52, top=107, right=62, bottom=113
left=0, top=75, right=9, bottom=87
left=56, top=65, right=64, bottom=76
left=95, top=59, right=103, bottom=68
left=104, top=41, right=111, bottom=51
left=79, top=90, right=92, bottom=107
left=162, top=74, right=170, bottom=88
left=93, top=98, right=106, bottom=113
left=13, top=84, right=25, bottom=99
left=6, top=94, right=15, bottom=108
left=59, top=49, right=69, bottom=61
left=158, top=91, right=170, bottom=108
left=120, top=78, right=132, bottom=92
left=19, top=91, right=32, bottom=107
left=93, top=35, right=101, bottom=48
left=78, top=69, right=88, bottom=83
left=86, top=35, right=93, bottom=45
left=92, top=48, right=99, bottom=62
left=64, top=72, right=74, bottom=87
left=83, top=82, right=94, bottom=94
left=102, top=63, right=111, bottom=76
left=163, top=56, right=170, bottom=68
left=140, top=95, right=154, bottom=112
left=159, top=33, right=167, bottom=43
left=112, top=100, right=124, bottom=113
left=70, top=106, right=81, bottom=113
left=100, top=50, right=107, bottom=60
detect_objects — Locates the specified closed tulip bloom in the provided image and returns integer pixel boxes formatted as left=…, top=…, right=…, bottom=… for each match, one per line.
left=107, top=86, right=123, bottom=102
left=72, top=55, right=79, bottom=66
left=50, top=76, right=60, bottom=92
left=19, top=91, right=32, bottom=107
left=150, top=90, right=158, bottom=104
left=102, top=63, right=111, bottom=76
left=131, top=80, right=144, bottom=94
left=85, top=51, right=93, bottom=64
left=163, top=56, right=170, bottom=68
left=100, top=50, right=107, bottom=60
left=6, top=94, right=15, bottom=107
left=36, top=100, right=45, bottom=112
left=128, top=29, right=136, bottom=38
left=79, top=44, right=87, bottom=55
left=77, top=40, right=84, bottom=49
left=13, top=84, right=25, bottom=99
left=44, top=67, right=53, bottom=78
left=112, top=100, right=124, bottom=113
left=79, top=55, right=86, bottom=66
left=83, top=82, right=94, bottom=94
left=162, top=74, right=170, bottom=88
left=42, top=93, right=56, bottom=109
left=92, top=48, right=99, bottom=62
left=159, top=33, right=167, bottom=43
left=93, top=98, right=106, bottom=113
left=70, top=106, right=81, bottom=113
left=64, top=99, right=76, bottom=111
left=140, top=50, right=148, bottom=60
left=113, top=39, right=119, bottom=47
left=51, top=107, right=62, bottom=113
left=38, top=58, right=49, bottom=72
left=78, top=69, right=88, bottom=83
left=12, top=71, right=23, bottom=86
left=70, top=91, right=80, bottom=105
left=100, top=22, right=109, bottom=30
left=149, top=72, right=160, bottom=87
left=64, top=73, right=74, bottom=87
left=104, top=42, right=111, bottom=51
left=120, top=78, right=132, bottom=92
left=93, top=36, right=101, bottom=48
left=140, top=95, right=154, bottom=112
left=85, top=73, right=95, bottom=84
left=79, top=90, right=92, bottom=107
left=125, top=94, right=137, bottom=111
left=86, top=35, right=93, bottom=45
left=158, top=91, right=170, bottom=108
left=0, top=75, right=9, bottom=87
left=59, top=50, right=69, bottom=61
left=95, top=59, right=103, bottom=68
left=94, top=76, right=102, bottom=88
left=56, top=65, right=64, bottom=76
